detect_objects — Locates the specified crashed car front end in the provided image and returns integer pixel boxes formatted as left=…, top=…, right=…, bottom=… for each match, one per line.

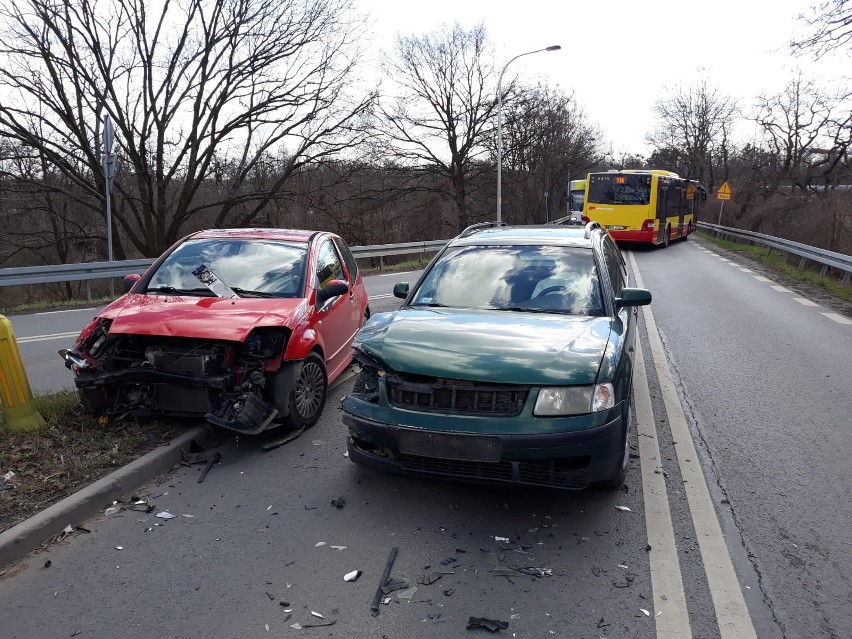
left=341, top=311, right=628, bottom=491
left=64, top=320, right=290, bottom=434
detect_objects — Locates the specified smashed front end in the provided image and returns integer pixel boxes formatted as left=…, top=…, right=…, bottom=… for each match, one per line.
left=63, top=320, right=289, bottom=434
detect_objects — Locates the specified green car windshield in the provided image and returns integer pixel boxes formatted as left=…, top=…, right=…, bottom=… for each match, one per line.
left=411, top=245, right=605, bottom=316
left=147, top=238, right=308, bottom=298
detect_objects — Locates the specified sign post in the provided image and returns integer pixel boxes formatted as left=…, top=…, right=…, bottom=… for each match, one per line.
left=716, top=180, right=731, bottom=225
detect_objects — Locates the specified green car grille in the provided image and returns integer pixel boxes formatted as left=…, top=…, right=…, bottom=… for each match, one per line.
left=387, top=377, right=528, bottom=416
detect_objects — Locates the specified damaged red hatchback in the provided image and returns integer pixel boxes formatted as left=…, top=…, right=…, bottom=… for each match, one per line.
left=61, top=228, right=369, bottom=434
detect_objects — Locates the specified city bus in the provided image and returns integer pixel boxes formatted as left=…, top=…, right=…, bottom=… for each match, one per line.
left=582, top=170, right=706, bottom=246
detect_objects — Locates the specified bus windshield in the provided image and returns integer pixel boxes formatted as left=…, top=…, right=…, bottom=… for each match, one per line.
left=588, top=174, right=651, bottom=205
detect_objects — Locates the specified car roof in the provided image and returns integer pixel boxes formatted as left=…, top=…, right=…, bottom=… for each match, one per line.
left=449, top=225, right=599, bottom=248
left=188, top=228, right=321, bottom=243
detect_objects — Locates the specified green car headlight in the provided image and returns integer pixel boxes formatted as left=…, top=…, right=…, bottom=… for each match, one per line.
left=534, top=383, right=614, bottom=416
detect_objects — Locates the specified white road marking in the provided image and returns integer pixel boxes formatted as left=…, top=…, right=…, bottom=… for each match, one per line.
left=634, top=345, right=693, bottom=637
left=368, top=293, right=395, bottom=300
left=16, top=331, right=80, bottom=344
left=752, top=275, right=771, bottom=282
left=770, top=286, right=792, bottom=293
left=630, top=252, right=757, bottom=639
left=35, top=307, right=99, bottom=315
left=793, top=297, right=819, bottom=307
left=719, top=258, right=732, bottom=263
left=377, top=271, right=418, bottom=277
left=706, top=252, right=718, bottom=256
left=822, top=312, right=852, bottom=325
left=738, top=268, right=753, bottom=273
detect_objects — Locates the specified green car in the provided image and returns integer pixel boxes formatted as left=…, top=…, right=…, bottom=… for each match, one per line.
left=342, top=222, right=651, bottom=489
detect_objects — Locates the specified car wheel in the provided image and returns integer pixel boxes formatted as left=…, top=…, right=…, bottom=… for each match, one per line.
left=600, top=401, right=631, bottom=489
left=284, top=353, right=327, bottom=430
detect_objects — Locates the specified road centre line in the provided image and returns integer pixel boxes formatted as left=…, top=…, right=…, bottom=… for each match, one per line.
left=16, top=331, right=80, bottom=344
left=633, top=342, right=692, bottom=637
left=630, top=252, right=757, bottom=639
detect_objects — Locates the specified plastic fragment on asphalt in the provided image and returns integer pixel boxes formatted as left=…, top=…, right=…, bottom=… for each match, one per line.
left=381, top=578, right=409, bottom=595
left=156, top=511, right=176, bottom=519
left=315, top=542, right=326, bottom=547
left=290, top=623, right=302, bottom=629
left=656, top=611, right=663, bottom=617
left=618, top=564, right=628, bottom=569
left=344, top=451, right=349, bottom=457
left=396, top=586, right=418, bottom=600
left=466, top=617, right=509, bottom=632
left=62, top=524, right=74, bottom=534
left=614, top=505, right=632, bottom=512
left=330, top=545, right=347, bottom=551
left=382, top=597, right=391, bottom=605
left=640, top=608, right=650, bottom=616
left=182, top=514, right=194, bottom=518
left=344, top=570, right=361, bottom=582
left=510, top=614, right=520, bottom=620
left=114, top=546, right=123, bottom=551
left=426, top=613, right=444, bottom=624
left=267, top=505, right=272, bottom=511
left=310, top=611, right=324, bottom=619
left=417, top=571, right=443, bottom=585
left=265, top=623, right=269, bottom=632
left=311, top=440, right=325, bottom=446
left=494, top=536, right=510, bottom=543
left=104, top=506, right=121, bottom=517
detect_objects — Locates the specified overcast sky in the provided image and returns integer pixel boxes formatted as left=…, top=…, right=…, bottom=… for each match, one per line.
left=357, top=0, right=850, bottom=157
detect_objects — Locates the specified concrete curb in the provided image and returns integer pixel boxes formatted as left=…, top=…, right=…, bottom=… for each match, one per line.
left=0, top=426, right=206, bottom=570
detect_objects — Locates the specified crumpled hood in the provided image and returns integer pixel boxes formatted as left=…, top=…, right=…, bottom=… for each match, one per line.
left=98, top=293, right=307, bottom=342
left=354, top=308, right=613, bottom=385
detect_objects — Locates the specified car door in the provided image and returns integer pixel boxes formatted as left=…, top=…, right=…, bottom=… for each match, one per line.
left=334, top=236, right=368, bottom=330
left=313, top=238, right=353, bottom=377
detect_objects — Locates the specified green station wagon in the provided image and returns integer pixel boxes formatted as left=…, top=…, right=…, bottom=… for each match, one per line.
left=342, top=222, right=651, bottom=489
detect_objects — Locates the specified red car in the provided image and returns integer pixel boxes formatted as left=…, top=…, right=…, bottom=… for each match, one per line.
left=62, top=229, right=370, bottom=434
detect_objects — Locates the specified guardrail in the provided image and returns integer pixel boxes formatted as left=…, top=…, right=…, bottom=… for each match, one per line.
left=0, top=239, right=449, bottom=300
left=696, top=222, right=851, bottom=285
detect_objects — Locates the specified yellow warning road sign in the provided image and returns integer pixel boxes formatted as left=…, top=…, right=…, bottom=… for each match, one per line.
left=686, top=183, right=696, bottom=200
left=717, top=181, right=732, bottom=200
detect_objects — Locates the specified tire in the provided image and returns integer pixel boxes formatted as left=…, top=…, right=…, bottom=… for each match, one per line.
left=662, top=225, right=671, bottom=248
left=600, top=401, right=631, bottom=489
left=679, top=221, right=692, bottom=241
left=283, top=353, right=328, bottom=430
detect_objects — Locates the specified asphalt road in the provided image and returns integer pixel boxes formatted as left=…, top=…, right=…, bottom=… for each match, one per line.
left=1, top=241, right=850, bottom=638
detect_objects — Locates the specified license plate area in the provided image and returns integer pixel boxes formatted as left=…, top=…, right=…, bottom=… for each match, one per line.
left=398, top=429, right=502, bottom=462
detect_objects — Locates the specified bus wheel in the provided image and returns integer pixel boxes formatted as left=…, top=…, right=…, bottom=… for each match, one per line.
left=663, top=225, right=671, bottom=248
left=679, top=223, right=690, bottom=241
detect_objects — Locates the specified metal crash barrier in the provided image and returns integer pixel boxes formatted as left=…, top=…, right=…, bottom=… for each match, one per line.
left=0, top=315, right=46, bottom=431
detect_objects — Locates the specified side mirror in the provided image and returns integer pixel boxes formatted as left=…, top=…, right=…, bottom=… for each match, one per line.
left=122, top=274, right=142, bottom=293
left=615, top=287, right=652, bottom=308
left=316, top=279, right=349, bottom=306
left=393, top=282, right=410, bottom=299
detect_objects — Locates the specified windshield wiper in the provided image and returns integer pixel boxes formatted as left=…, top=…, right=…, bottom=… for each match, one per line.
left=146, top=286, right=214, bottom=296
left=230, top=287, right=277, bottom=298
left=491, top=305, right=574, bottom=315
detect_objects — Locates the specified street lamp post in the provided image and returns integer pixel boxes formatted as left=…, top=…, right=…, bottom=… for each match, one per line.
left=496, top=44, right=561, bottom=224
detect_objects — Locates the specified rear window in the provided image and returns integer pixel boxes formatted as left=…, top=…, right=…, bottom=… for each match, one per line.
left=588, top=174, right=651, bottom=205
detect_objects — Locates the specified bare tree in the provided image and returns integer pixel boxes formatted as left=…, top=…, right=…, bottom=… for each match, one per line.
left=752, top=71, right=851, bottom=191
left=0, top=0, right=375, bottom=258
left=792, top=0, right=852, bottom=58
left=647, top=76, right=738, bottom=190
left=377, top=23, right=496, bottom=234
left=500, top=83, right=603, bottom=223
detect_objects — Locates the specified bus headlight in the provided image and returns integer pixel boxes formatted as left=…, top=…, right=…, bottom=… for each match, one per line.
left=534, top=383, right=615, bottom=416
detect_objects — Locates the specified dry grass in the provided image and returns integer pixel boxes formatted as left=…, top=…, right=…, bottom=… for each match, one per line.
left=0, top=391, right=186, bottom=532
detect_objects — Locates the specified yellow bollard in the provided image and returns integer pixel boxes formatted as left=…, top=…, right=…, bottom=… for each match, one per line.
left=0, top=315, right=46, bottom=431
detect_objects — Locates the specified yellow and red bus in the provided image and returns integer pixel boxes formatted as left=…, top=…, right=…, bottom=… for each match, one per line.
left=582, top=169, right=706, bottom=246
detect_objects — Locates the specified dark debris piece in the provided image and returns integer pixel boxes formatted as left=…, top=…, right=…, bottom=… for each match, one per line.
left=417, top=571, right=443, bottom=585
left=330, top=496, right=346, bottom=509
left=381, top=578, right=410, bottom=594
left=443, top=588, right=455, bottom=597
left=266, top=592, right=275, bottom=601
left=304, top=618, right=336, bottom=628
left=44, top=560, right=52, bottom=568
left=466, top=617, right=509, bottom=632
left=440, top=556, right=457, bottom=566
left=596, top=618, right=611, bottom=629
left=427, top=613, right=445, bottom=624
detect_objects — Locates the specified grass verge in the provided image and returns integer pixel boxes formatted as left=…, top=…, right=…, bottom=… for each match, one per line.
left=0, top=391, right=184, bottom=533
left=697, top=232, right=852, bottom=304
